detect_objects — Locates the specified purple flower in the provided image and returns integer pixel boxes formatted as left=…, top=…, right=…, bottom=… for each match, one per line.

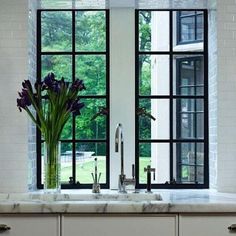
left=67, top=98, right=84, bottom=116
left=70, top=79, right=86, bottom=93
left=17, top=89, right=32, bottom=112
left=42, top=73, right=55, bottom=91
left=42, top=73, right=70, bottom=94
left=17, top=72, right=86, bottom=141
left=22, top=80, right=33, bottom=93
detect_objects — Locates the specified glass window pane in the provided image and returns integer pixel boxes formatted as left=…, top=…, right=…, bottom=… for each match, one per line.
left=139, top=11, right=169, bottom=51
left=139, top=99, right=169, bottom=140
left=180, top=11, right=195, bottom=16
left=139, top=143, right=170, bottom=184
left=76, top=143, right=106, bottom=184
left=173, top=143, right=204, bottom=184
left=76, top=11, right=106, bottom=52
left=197, top=14, right=204, bottom=40
left=196, top=58, right=204, bottom=85
left=41, top=12, right=72, bottom=52
left=173, top=55, right=204, bottom=96
left=173, top=99, right=204, bottom=139
left=176, top=11, right=204, bottom=46
left=180, top=16, right=195, bottom=42
left=42, top=55, right=72, bottom=82
left=176, top=58, right=195, bottom=96
left=76, top=99, right=107, bottom=140
left=139, top=55, right=169, bottom=96
left=61, top=142, right=73, bottom=183
left=76, top=55, right=106, bottom=96
left=60, top=116, right=72, bottom=140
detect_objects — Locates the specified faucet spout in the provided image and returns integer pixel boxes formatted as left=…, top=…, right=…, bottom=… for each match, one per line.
left=115, top=123, right=124, bottom=176
left=115, top=123, right=136, bottom=193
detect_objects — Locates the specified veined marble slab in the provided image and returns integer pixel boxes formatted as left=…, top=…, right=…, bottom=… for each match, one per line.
left=0, top=190, right=236, bottom=213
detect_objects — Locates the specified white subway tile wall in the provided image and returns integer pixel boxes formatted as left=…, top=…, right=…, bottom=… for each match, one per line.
left=0, top=0, right=28, bottom=192
left=28, top=0, right=38, bottom=191
left=217, top=0, right=236, bottom=192
left=209, top=7, right=217, bottom=189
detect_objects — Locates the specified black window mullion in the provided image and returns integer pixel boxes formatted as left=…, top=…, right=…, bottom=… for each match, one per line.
left=139, top=51, right=204, bottom=55
left=36, top=10, right=42, bottom=189
left=72, top=10, right=76, bottom=185
left=193, top=59, right=198, bottom=183
left=139, top=95, right=205, bottom=99
left=79, top=95, right=107, bottom=99
left=169, top=10, right=174, bottom=183
left=59, top=139, right=107, bottom=143
left=140, top=139, right=205, bottom=143
left=203, top=10, right=209, bottom=188
left=135, top=10, right=140, bottom=187
left=41, top=51, right=107, bottom=55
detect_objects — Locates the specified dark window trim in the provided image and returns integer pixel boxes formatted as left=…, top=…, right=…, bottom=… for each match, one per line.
left=135, top=9, right=209, bottom=189
left=177, top=11, right=204, bottom=45
left=36, top=9, right=110, bottom=189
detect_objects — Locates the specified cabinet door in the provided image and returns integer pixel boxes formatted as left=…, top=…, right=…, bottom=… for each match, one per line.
left=62, top=215, right=177, bottom=236
left=0, top=214, right=59, bottom=236
left=180, top=215, right=236, bottom=236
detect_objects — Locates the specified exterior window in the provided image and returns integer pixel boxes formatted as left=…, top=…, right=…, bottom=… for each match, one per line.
left=176, top=57, right=204, bottom=183
left=37, top=10, right=110, bottom=189
left=177, top=11, right=204, bottom=44
left=136, top=10, right=208, bottom=188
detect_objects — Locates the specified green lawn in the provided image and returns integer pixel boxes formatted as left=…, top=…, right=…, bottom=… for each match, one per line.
left=61, top=157, right=151, bottom=184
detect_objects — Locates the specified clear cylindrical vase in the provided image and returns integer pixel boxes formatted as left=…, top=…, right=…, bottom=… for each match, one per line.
left=44, top=141, right=61, bottom=193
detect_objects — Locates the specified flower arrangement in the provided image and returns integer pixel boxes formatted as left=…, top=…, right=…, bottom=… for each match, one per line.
left=17, top=73, right=85, bottom=191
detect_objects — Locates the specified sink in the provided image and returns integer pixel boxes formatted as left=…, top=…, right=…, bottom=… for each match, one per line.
left=54, top=193, right=162, bottom=202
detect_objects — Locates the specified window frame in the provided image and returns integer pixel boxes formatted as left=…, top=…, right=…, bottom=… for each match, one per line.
left=135, top=9, right=209, bottom=189
left=177, top=11, right=204, bottom=45
left=36, top=9, right=110, bottom=189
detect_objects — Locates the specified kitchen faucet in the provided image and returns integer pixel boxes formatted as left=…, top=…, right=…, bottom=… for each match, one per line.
left=115, top=123, right=136, bottom=193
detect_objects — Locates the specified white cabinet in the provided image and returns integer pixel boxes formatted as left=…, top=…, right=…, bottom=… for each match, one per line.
left=179, top=214, right=236, bottom=236
left=0, top=214, right=60, bottom=236
left=62, top=214, right=178, bottom=236
left=3, top=212, right=236, bottom=236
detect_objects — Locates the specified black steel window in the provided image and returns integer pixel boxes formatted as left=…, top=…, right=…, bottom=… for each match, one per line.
left=37, top=10, right=110, bottom=189
left=177, top=11, right=204, bottom=44
left=136, top=10, right=208, bottom=189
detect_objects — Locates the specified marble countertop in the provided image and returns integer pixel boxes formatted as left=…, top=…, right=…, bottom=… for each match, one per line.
left=0, top=189, right=236, bottom=214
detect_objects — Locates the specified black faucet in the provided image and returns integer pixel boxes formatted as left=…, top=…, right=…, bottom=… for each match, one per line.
left=144, top=165, right=156, bottom=193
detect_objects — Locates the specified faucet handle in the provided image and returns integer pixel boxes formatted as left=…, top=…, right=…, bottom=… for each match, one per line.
left=98, top=172, right=102, bottom=183
left=144, top=165, right=155, bottom=173
left=132, top=164, right=135, bottom=179
left=144, top=165, right=156, bottom=180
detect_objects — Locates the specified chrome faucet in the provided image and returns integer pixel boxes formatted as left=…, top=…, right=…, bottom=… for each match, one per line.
left=91, top=158, right=101, bottom=193
left=115, top=123, right=136, bottom=193
left=144, top=165, right=156, bottom=193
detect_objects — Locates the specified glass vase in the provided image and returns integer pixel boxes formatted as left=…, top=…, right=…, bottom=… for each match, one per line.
left=44, top=141, right=61, bottom=193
